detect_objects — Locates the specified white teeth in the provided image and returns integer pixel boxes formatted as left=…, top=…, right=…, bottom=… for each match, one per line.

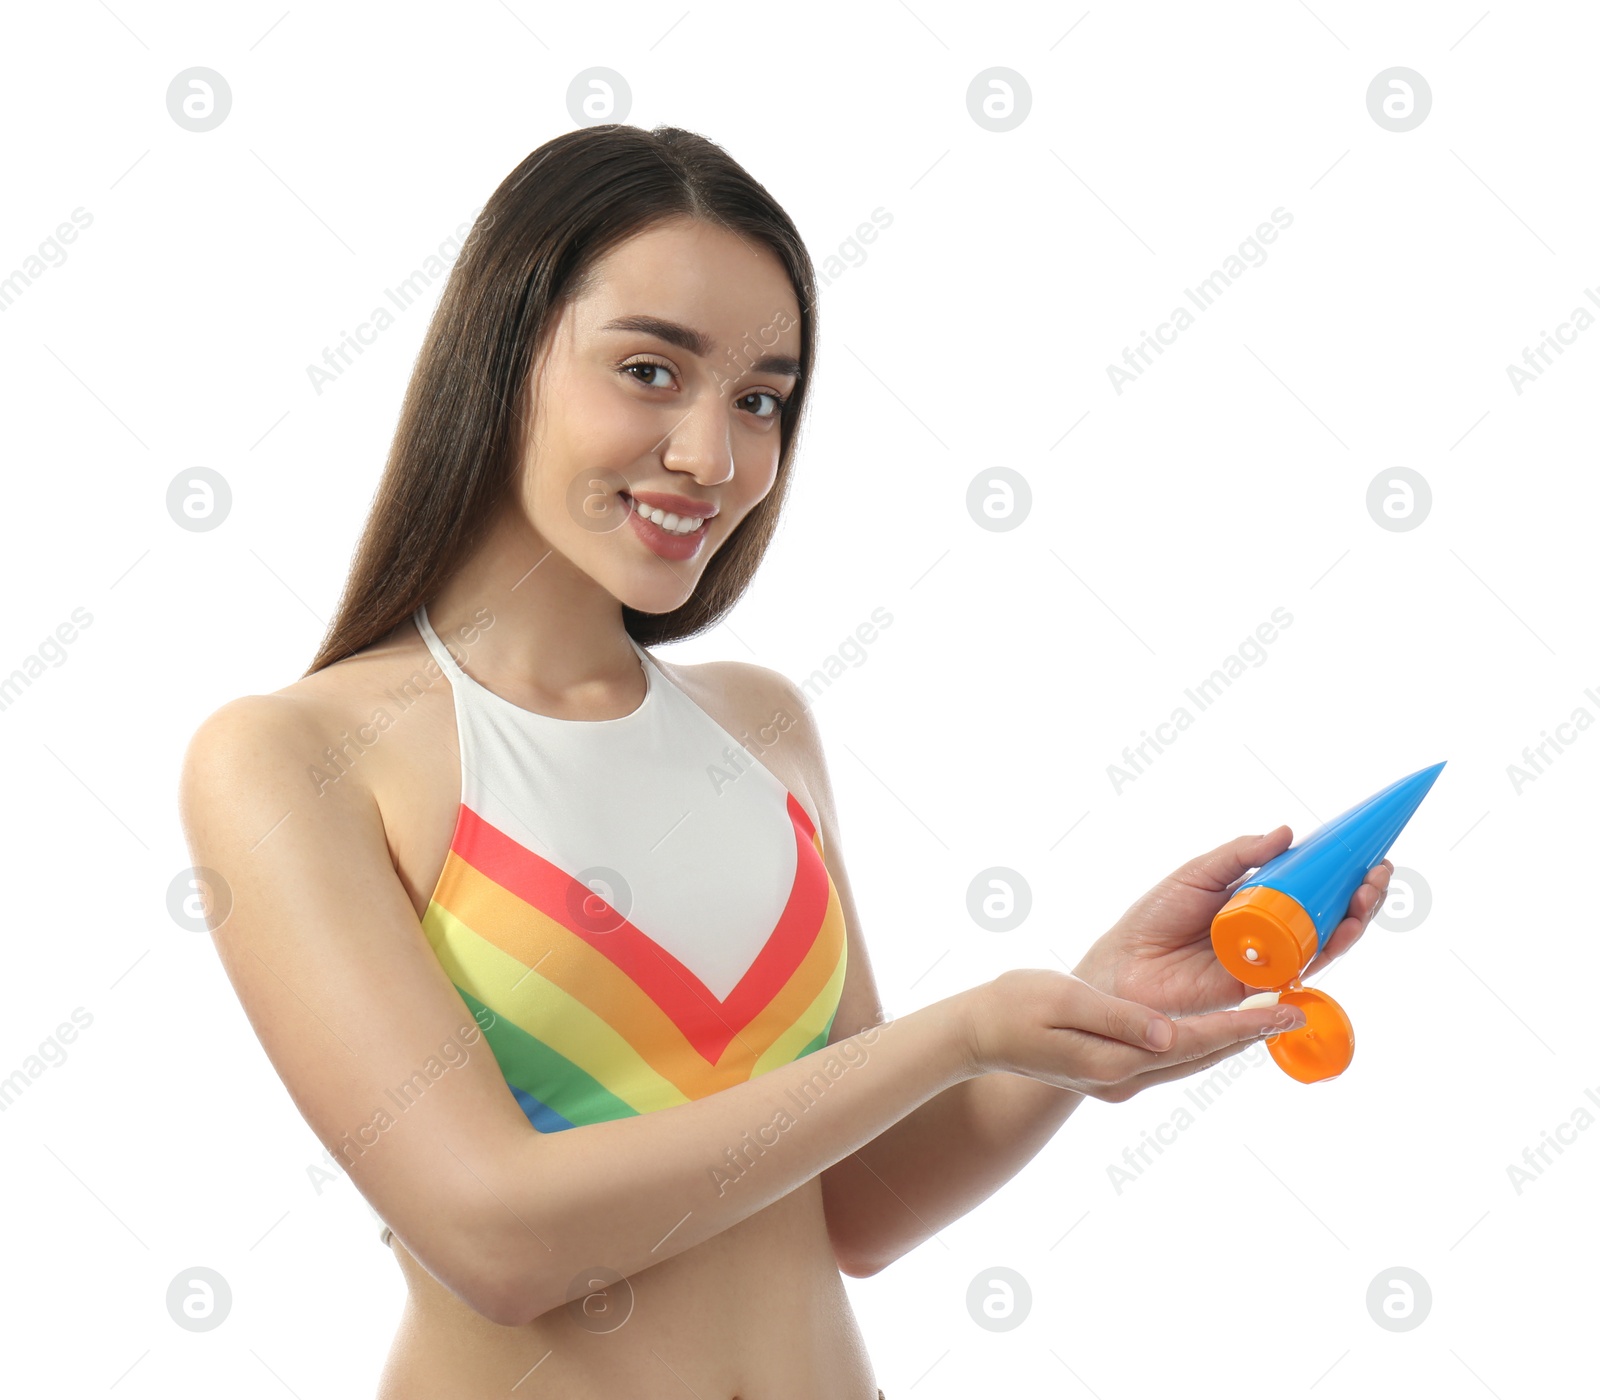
left=629, top=495, right=704, bottom=535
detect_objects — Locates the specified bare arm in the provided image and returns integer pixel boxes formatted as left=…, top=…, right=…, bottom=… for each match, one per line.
left=780, top=677, right=1291, bottom=1277
left=768, top=682, right=1090, bottom=1273
left=183, top=690, right=1273, bottom=1323
left=825, top=1072, right=1089, bottom=1276
left=178, top=695, right=980, bottom=1328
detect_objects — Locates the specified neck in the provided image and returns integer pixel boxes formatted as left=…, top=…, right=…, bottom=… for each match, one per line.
left=426, top=508, right=643, bottom=706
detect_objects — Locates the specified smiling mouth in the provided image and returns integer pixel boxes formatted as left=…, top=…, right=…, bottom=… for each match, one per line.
left=619, top=491, right=710, bottom=537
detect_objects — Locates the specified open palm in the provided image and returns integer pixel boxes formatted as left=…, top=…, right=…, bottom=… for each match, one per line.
left=1072, top=826, right=1394, bottom=1018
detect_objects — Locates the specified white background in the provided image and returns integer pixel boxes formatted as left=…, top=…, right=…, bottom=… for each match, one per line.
left=1, top=1, right=1594, bottom=1395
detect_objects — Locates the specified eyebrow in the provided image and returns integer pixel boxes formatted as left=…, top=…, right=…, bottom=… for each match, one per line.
left=598, top=314, right=801, bottom=380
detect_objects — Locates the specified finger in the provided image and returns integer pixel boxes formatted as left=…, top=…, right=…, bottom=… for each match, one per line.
left=1115, top=1028, right=1272, bottom=1096
left=1304, top=904, right=1375, bottom=977
left=1174, top=826, right=1293, bottom=897
left=1184, top=1001, right=1307, bottom=1061
left=1302, top=925, right=1355, bottom=980
left=1350, top=865, right=1393, bottom=916
left=1304, top=869, right=1391, bottom=977
left=1071, top=978, right=1178, bottom=1053
left=1116, top=993, right=1320, bottom=1093
left=1096, top=999, right=1307, bottom=1082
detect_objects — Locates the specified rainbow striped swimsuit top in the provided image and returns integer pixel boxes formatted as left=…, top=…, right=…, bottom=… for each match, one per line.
left=411, top=604, right=849, bottom=1135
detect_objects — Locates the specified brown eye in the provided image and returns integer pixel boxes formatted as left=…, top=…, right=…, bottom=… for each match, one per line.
left=740, top=389, right=784, bottom=419
left=623, top=361, right=674, bottom=389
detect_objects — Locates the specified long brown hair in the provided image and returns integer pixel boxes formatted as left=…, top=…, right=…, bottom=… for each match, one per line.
left=304, top=123, right=818, bottom=676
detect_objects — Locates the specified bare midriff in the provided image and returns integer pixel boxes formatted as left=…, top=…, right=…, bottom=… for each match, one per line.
left=375, top=1175, right=878, bottom=1399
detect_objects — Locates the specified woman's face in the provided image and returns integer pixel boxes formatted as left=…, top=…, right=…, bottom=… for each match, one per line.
left=518, top=215, right=803, bottom=614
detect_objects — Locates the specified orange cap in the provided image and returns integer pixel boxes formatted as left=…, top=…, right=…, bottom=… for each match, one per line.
left=1264, top=987, right=1354, bottom=1083
left=1211, top=885, right=1319, bottom=988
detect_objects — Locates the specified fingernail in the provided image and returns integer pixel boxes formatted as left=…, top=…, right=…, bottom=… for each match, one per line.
left=1147, top=1019, right=1173, bottom=1050
left=1262, top=1014, right=1305, bottom=1036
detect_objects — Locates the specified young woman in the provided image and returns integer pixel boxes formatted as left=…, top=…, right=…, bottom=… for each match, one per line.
left=178, top=124, right=1392, bottom=1400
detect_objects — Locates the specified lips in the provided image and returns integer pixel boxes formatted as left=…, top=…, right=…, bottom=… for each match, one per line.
left=621, top=489, right=718, bottom=521
left=623, top=493, right=711, bottom=561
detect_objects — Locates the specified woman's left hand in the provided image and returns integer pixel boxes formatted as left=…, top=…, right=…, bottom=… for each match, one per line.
left=1071, top=827, right=1394, bottom=1017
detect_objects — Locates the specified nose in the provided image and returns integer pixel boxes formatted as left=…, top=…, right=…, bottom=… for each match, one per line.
left=658, top=392, right=735, bottom=489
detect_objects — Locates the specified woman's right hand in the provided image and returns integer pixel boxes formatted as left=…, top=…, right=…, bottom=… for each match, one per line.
left=960, top=967, right=1307, bottom=1103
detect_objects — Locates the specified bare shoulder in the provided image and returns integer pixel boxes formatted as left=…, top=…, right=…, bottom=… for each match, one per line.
left=177, top=701, right=373, bottom=913
left=181, top=666, right=359, bottom=797
left=675, top=656, right=813, bottom=724
left=172, top=634, right=532, bottom=1322
left=180, top=690, right=336, bottom=808
left=178, top=622, right=443, bottom=828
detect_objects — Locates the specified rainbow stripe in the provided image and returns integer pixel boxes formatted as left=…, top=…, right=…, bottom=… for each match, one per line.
left=422, top=790, right=848, bottom=1131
